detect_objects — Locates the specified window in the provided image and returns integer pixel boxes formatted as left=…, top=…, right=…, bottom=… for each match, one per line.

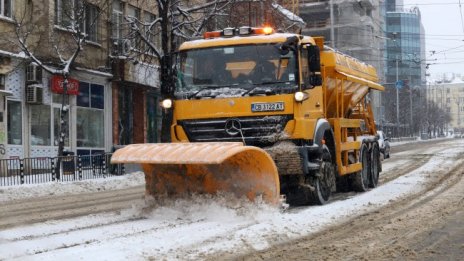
left=0, top=74, right=5, bottom=90
left=7, top=100, right=22, bottom=145
left=56, top=0, right=78, bottom=28
left=144, top=11, right=160, bottom=53
left=30, top=105, right=51, bottom=146
left=128, top=5, right=141, bottom=50
left=301, top=47, right=310, bottom=87
left=77, top=82, right=104, bottom=148
left=85, top=3, right=99, bottom=42
left=127, top=5, right=140, bottom=20
left=56, top=0, right=100, bottom=42
left=112, top=0, right=124, bottom=39
left=0, top=0, right=12, bottom=18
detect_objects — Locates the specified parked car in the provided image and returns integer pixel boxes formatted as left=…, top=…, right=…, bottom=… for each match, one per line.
left=376, top=130, right=391, bottom=159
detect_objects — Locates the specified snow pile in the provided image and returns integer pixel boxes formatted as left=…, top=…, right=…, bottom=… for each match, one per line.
left=0, top=172, right=145, bottom=202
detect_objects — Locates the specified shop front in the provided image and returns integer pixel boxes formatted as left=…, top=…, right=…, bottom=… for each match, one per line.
left=3, top=64, right=113, bottom=159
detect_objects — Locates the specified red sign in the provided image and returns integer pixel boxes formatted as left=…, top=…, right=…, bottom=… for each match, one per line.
left=51, top=76, right=79, bottom=95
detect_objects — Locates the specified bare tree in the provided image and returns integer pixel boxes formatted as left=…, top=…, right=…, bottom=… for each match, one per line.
left=122, top=0, right=305, bottom=141
left=12, top=0, right=110, bottom=176
left=122, top=0, right=237, bottom=141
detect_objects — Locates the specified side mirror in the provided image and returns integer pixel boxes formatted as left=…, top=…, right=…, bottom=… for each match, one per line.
left=308, top=45, right=322, bottom=87
left=277, top=36, right=299, bottom=55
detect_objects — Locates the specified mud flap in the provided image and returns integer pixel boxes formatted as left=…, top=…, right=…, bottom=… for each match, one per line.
left=111, top=142, right=280, bottom=204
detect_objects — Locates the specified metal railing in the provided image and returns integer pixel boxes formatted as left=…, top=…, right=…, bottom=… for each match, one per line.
left=0, top=153, right=125, bottom=186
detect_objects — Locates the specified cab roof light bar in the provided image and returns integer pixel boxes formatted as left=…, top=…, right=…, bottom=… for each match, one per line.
left=203, top=27, right=275, bottom=39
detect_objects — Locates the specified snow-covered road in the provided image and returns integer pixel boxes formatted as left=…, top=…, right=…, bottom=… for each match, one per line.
left=0, top=139, right=463, bottom=260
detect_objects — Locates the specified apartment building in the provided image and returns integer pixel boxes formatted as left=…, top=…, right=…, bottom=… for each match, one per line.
left=0, top=0, right=162, bottom=160
left=428, top=76, right=464, bottom=132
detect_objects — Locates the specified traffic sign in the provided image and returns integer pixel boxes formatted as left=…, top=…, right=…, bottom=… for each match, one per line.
left=395, top=80, right=403, bottom=89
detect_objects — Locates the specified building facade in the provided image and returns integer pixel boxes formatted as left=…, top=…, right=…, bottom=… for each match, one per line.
left=383, top=3, right=426, bottom=136
left=0, top=0, right=162, bottom=160
left=428, top=76, right=464, bottom=132
left=298, top=0, right=386, bottom=125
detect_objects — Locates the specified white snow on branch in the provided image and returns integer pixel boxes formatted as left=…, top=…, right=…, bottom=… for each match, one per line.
left=272, top=3, right=307, bottom=27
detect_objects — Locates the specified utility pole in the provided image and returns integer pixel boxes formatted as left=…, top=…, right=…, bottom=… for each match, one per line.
left=329, top=0, right=335, bottom=48
left=409, top=85, right=413, bottom=136
left=396, top=58, right=400, bottom=137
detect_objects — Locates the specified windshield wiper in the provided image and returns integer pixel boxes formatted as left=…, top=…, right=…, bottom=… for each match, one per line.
left=187, top=84, right=237, bottom=99
left=254, top=80, right=290, bottom=85
left=241, top=86, right=276, bottom=96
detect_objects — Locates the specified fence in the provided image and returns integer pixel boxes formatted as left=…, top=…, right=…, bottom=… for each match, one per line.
left=0, top=153, right=125, bottom=186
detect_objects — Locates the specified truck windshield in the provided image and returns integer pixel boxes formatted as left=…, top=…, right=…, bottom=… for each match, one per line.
left=176, top=44, right=297, bottom=98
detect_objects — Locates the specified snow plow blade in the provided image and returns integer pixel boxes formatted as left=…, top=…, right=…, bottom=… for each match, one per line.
left=111, top=142, right=280, bottom=204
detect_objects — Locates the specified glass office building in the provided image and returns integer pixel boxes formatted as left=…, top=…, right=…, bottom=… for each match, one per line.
left=383, top=5, right=426, bottom=136
left=386, top=8, right=425, bottom=88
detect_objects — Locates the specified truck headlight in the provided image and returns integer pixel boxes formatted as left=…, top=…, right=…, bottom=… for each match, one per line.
left=161, top=98, right=173, bottom=109
left=294, top=91, right=308, bottom=102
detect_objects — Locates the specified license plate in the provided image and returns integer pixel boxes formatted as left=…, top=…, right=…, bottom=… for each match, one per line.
left=251, top=102, right=284, bottom=112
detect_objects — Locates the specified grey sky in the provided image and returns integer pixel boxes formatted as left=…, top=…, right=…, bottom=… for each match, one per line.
left=403, top=1, right=464, bottom=77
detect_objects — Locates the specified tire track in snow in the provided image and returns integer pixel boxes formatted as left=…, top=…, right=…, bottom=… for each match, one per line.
left=0, top=185, right=144, bottom=229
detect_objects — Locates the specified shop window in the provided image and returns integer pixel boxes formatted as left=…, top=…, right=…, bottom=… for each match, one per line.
left=31, top=105, right=51, bottom=146
left=77, top=82, right=104, bottom=148
left=53, top=107, right=69, bottom=146
left=7, top=100, right=22, bottom=145
left=77, top=109, right=104, bottom=147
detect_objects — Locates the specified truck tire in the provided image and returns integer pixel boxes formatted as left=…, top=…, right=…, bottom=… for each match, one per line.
left=369, top=143, right=380, bottom=188
left=285, top=145, right=335, bottom=206
left=308, top=145, right=335, bottom=205
left=352, top=143, right=370, bottom=192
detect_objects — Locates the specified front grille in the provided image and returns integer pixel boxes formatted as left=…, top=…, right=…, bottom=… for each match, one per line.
left=179, top=115, right=293, bottom=146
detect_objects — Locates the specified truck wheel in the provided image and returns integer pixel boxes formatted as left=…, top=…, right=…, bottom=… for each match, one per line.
left=352, top=143, right=370, bottom=192
left=309, top=145, right=335, bottom=205
left=369, top=143, right=380, bottom=188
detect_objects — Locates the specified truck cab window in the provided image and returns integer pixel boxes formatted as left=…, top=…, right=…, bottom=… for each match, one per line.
left=175, top=44, right=297, bottom=98
left=300, top=48, right=310, bottom=88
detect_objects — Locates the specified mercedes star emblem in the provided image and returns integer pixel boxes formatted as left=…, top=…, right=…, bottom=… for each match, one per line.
left=225, top=119, right=241, bottom=136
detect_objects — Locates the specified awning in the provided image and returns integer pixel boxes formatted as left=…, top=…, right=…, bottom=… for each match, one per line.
left=336, top=71, right=385, bottom=91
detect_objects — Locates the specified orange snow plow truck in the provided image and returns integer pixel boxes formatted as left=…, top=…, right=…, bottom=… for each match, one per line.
left=112, top=27, right=384, bottom=205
